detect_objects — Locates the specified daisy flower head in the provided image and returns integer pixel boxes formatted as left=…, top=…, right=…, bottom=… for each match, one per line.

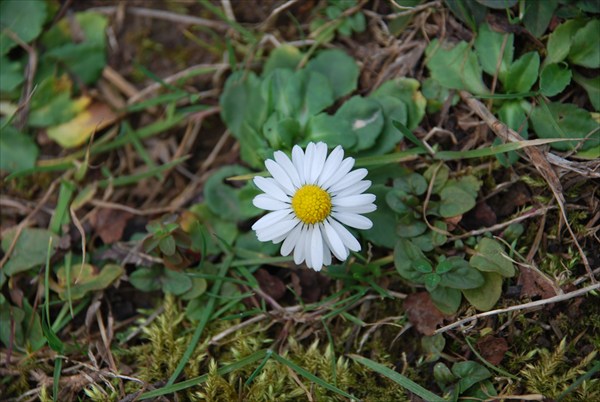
left=251, top=142, right=376, bottom=271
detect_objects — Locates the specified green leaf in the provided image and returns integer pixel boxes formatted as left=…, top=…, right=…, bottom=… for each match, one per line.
left=305, top=49, right=359, bottom=99
left=469, top=238, right=515, bottom=277
left=41, top=13, right=108, bottom=85
left=0, top=55, right=24, bottom=93
left=546, top=19, right=587, bottom=65
left=0, top=124, right=39, bottom=173
left=307, top=113, right=357, bottom=149
left=129, top=267, right=162, bottom=292
left=573, top=72, right=600, bottom=111
left=159, top=235, right=176, bottom=256
left=569, top=19, right=600, bottom=68
left=530, top=102, right=599, bottom=151
left=495, top=101, right=529, bottom=166
left=262, top=115, right=300, bottom=150
left=1, top=228, right=59, bottom=276
left=261, top=69, right=301, bottom=117
left=439, top=257, right=485, bottom=289
left=423, top=163, right=450, bottom=194
left=394, top=238, right=429, bottom=282
left=53, top=263, right=124, bottom=300
left=0, top=303, right=25, bottom=348
left=439, top=185, right=476, bottom=217
left=396, top=214, right=428, bottom=238
left=475, top=23, right=514, bottom=80
left=263, top=45, right=302, bottom=74
left=298, top=70, right=335, bottom=121
left=334, top=96, right=385, bottom=151
left=429, top=286, right=462, bottom=314
left=462, top=271, right=503, bottom=311
left=349, top=354, right=445, bottom=402
left=503, top=51, right=540, bottom=93
left=522, top=0, right=558, bottom=37
left=424, top=272, right=442, bottom=291
left=412, top=221, right=448, bottom=252
left=474, top=0, right=517, bottom=9
left=220, top=71, right=265, bottom=136
left=0, top=0, right=47, bottom=55
left=422, top=334, right=446, bottom=363
left=426, top=39, right=489, bottom=95
left=539, top=63, right=572, bottom=97
left=370, top=78, right=426, bottom=130
left=205, top=165, right=257, bottom=221
left=162, top=269, right=192, bottom=295
left=363, top=185, right=397, bottom=248
left=452, top=361, right=492, bottom=393
left=444, top=0, right=487, bottom=31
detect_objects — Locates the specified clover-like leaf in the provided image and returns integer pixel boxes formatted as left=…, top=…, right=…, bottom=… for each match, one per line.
left=429, top=286, right=462, bottom=315
left=462, top=271, right=503, bottom=311
left=452, top=361, right=492, bottom=393
left=439, top=257, right=485, bottom=289
left=469, top=238, right=515, bottom=277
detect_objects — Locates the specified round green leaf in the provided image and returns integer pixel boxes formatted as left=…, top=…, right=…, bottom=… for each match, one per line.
left=263, top=45, right=302, bottom=74
left=0, top=124, right=39, bottom=173
left=129, top=267, right=162, bottom=292
left=452, top=361, right=492, bottom=393
left=439, top=186, right=476, bottom=218
left=540, top=63, right=572, bottom=97
left=429, top=286, right=462, bottom=314
left=1, top=228, right=58, bottom=276
left=162, top=269, right=192, bottom=296
left=0, top=0, right=47, bottom=55
left=306, top=49, right=359, bottom=99
left=530, top=102, right=599, bottom=151
left=334, top=96, right=384, bottom=151
left=159, top=235, right=176, bottom=256
left=462, top=271, right=503, bottom=311
left=424, top=272, right=442, bottom=291
left=469, top=238, right=515, bottom=277
left=439, top=258, right=485, bottom=289
left=569, top=19, right=600, bottom=68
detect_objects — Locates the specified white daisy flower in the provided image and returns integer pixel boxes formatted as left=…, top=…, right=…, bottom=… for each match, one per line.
left=251, top=142, right=376, bottom=271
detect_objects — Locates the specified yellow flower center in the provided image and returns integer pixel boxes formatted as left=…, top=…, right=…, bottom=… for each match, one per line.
left=291, top=185, right=332, bottom=225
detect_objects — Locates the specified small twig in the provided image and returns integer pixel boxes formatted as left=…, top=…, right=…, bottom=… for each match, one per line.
left=90, top=6, right=230, bottom=30
left=260, top=0, right=299, bottom=30
left=385, top=1, right=442, bottom=19
left=460, top=91, right=595, bottom=283
left=435, top=283, right=600, bottom=334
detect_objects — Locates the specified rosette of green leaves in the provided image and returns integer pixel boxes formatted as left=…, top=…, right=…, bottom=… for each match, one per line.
left=220, top=46, right=426, bottom=168
left=395, top=239, right=484, bottom=314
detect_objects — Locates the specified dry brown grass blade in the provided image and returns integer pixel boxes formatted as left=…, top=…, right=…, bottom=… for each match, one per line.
left=459, top=91, right=595, bottom=284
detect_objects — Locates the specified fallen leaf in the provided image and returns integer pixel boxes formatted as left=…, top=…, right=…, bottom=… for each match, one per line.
left=255, top=268, right=286, bottom=301
left=476, top=335, right=508, bottom=365
left=517, top=266, right=557, bottom=299
left=462, top=202, right=497, bottom=230
left=47, top=100, right=117, bottom=148
left=404, top=292, right=446, bottom=336
left=291, top=269, right=330, bottom=303
left=89, top=208, right=133, bottom=244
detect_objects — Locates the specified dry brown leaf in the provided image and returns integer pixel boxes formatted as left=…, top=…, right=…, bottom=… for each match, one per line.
left=404, top=292, right=445, bottom=336
left=89, top=208, right=133, bottom=244
left=476, top=335, right=508, bottom=365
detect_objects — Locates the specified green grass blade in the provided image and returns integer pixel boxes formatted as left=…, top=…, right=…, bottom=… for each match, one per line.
left=349, top=354, right=445, bottom=401
left=139, top=349, right=268, bottom=399
left=48, top=180, right=75, bottom=235
left=97, top=156, right=189, bottom=188
left=557, top=360, right=600, bottom=401
left=271, top=353, right=357, bottom=400
left=166, top=254, right=233, bottom=385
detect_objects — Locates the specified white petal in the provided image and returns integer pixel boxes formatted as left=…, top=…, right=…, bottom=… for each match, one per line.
left=253, top=194, right=290, bottom=210
left=256, top=218, right=299, bottom=242
left=254, top=176, right=290, bottom=202
left=332, top=194, right=376, bottom=208
left=274, top=151, right=301, bottom=189
left=332, top=212, right=373, bottom=230
left=292, top=145, right=306, bottom=184
left=322, top=221, right=348, bottom=261
left=303, top=142, right=315, bottom=184
left=272, top=233, right=288, bottom=244
left=321, top=157, right=355, bottom=190
left=333, top=180, right=372, bottom=198
left=310, top=225, right=323, bottom=270
left=328, top=168, right=368, bottom=193
left=309, top=142, right=328, bottom=184
left=333, top=203, right=377, bottom=214
left=281, top=223, right=303, bottom=256
left=317, top=146, right=344, bottom=186
left=322, top=243, right=332, bottom=267
left=252, top=209, right=292, bottom=231
left=294, top=225, right=308, bottom=264
left=265, top=159, right=294, bottom=194
left=328, top=218, right=361, bottom=252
